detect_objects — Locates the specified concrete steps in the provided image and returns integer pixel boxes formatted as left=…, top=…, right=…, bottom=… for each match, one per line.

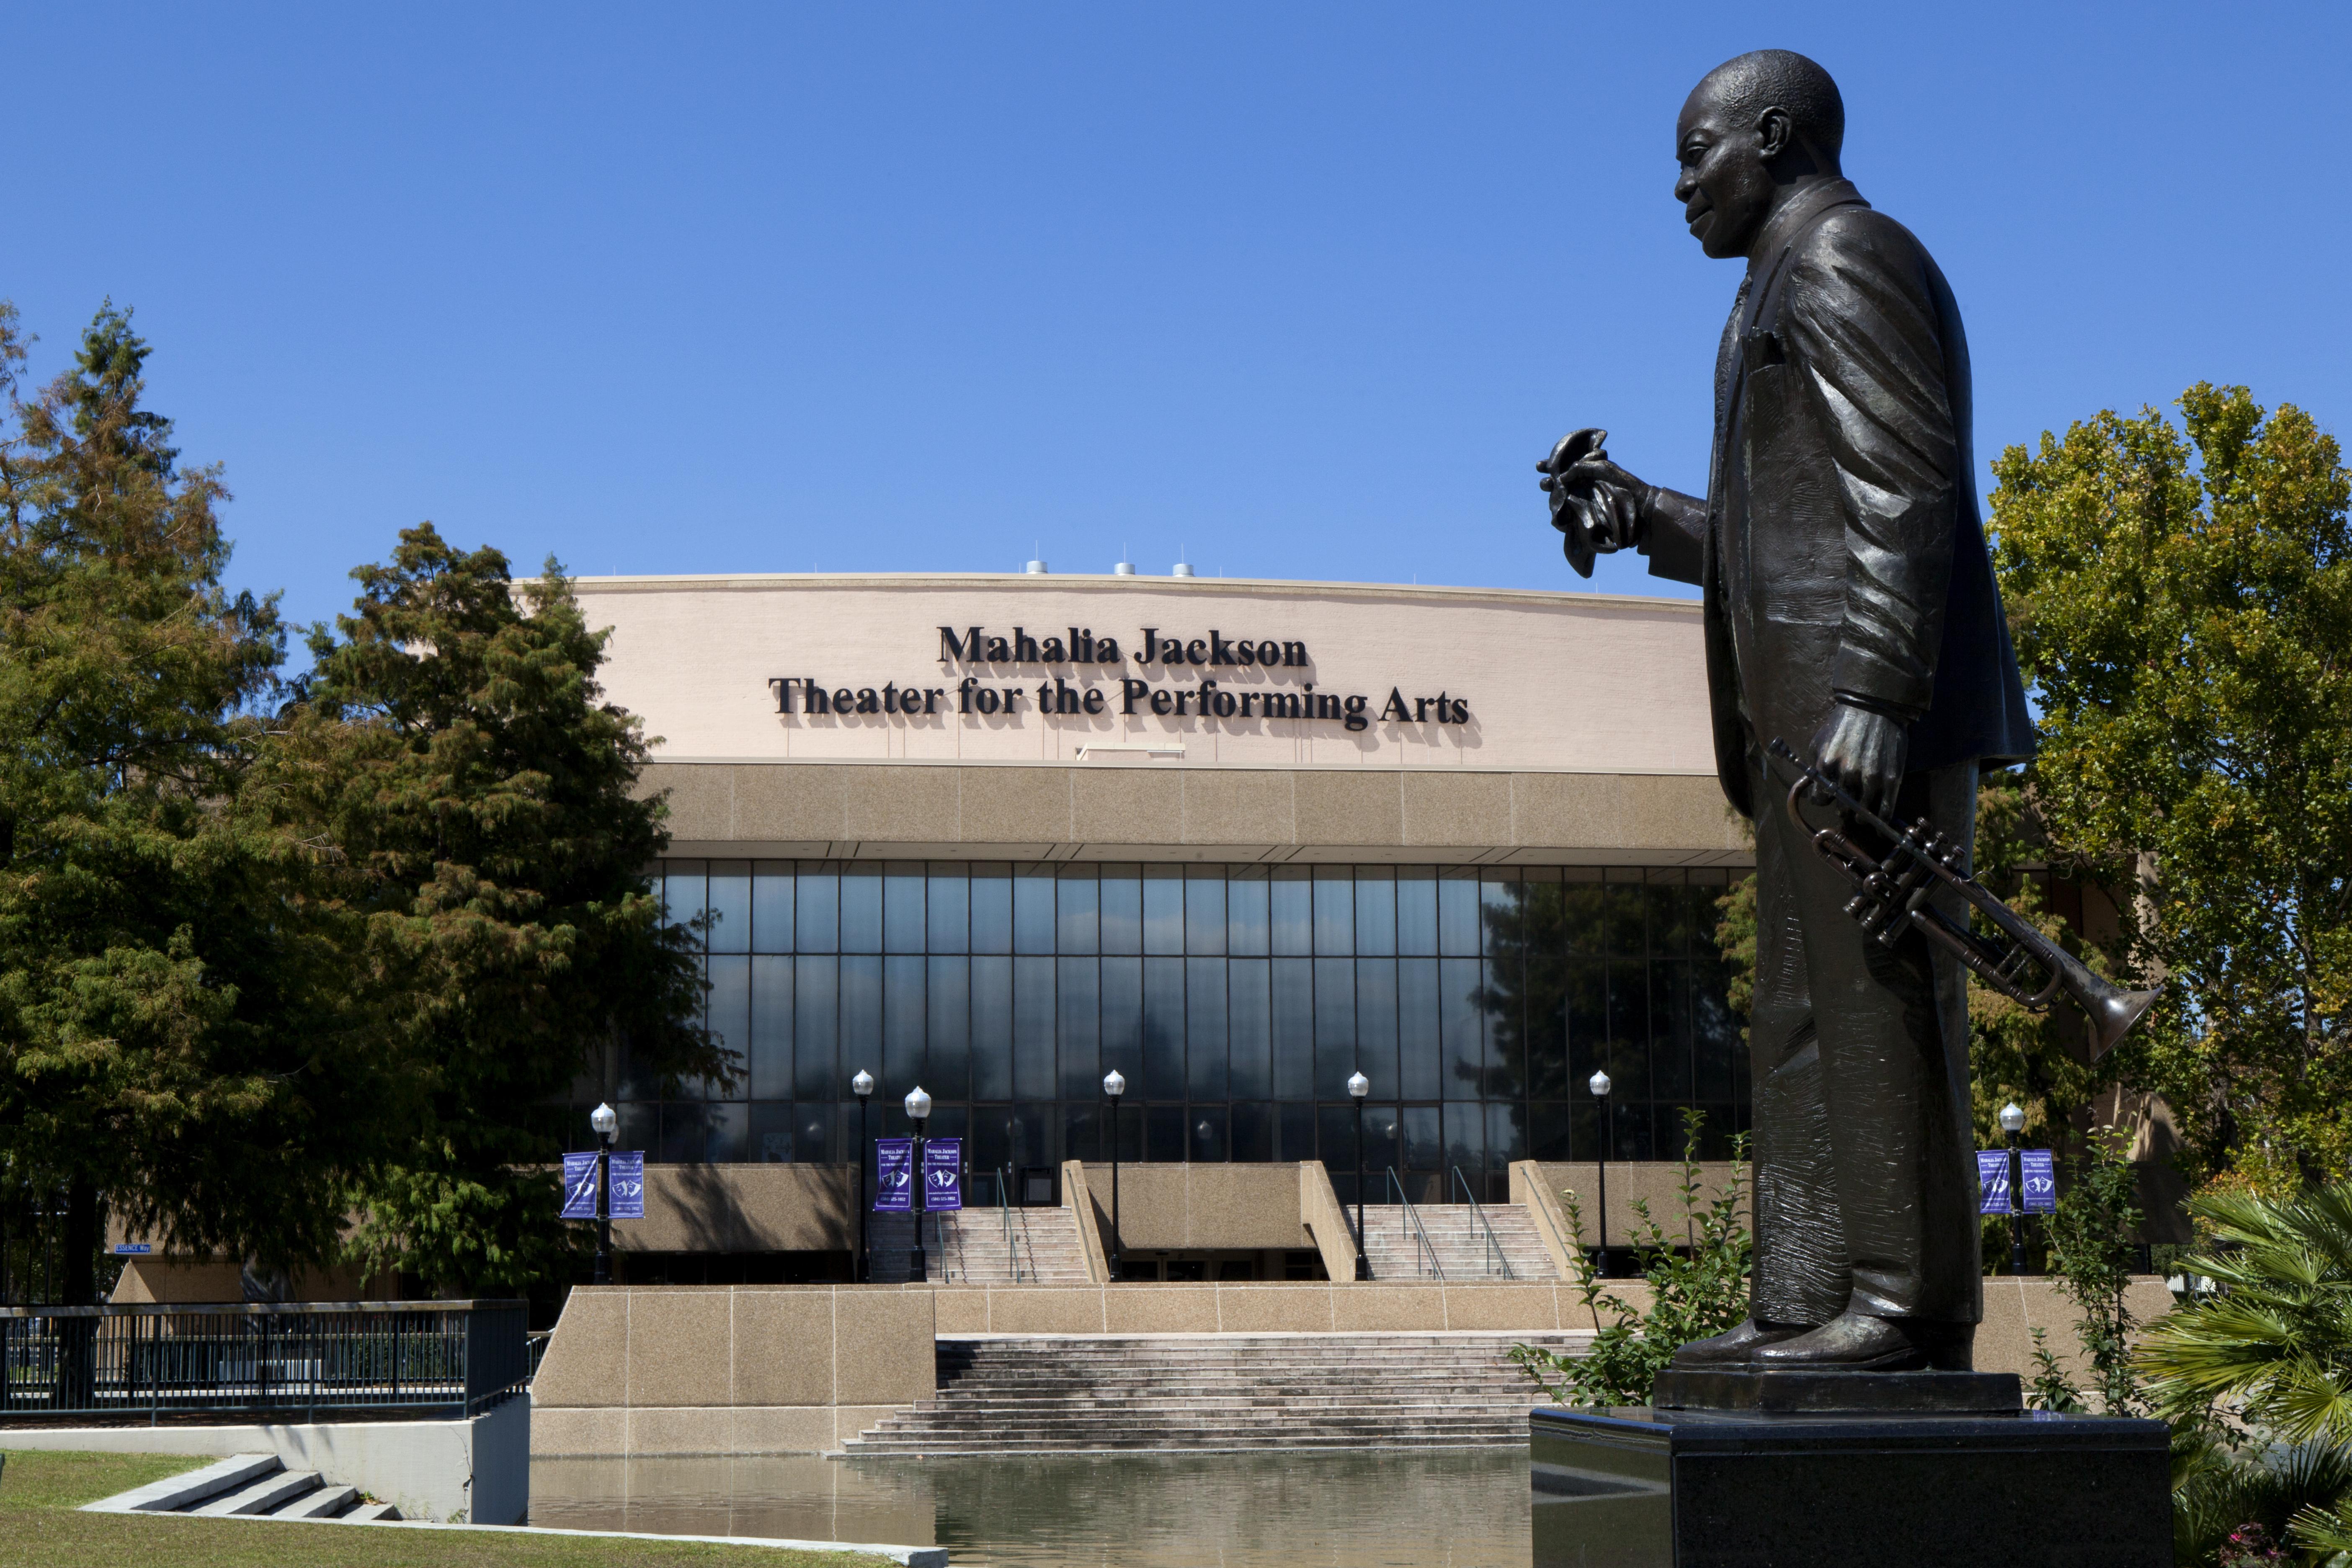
left=1357, top=1204, right=1561, bottom=1281
left=869, top=1207, right=1093, bottom=1285
left=83, top=1453, right=402, bottom=1523
left=841, top=1331, right=1588, bottom=1455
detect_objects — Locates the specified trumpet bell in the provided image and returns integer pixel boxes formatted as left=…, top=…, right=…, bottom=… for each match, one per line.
left=2074, top=975, right=2162, bottom=1064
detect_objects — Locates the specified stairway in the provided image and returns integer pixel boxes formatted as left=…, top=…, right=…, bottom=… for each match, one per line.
left=1356, top=1204, right=1562, bottom=1281
left=869, top=1205, right=1094, bottom=1284
left=83, top=1452, right=401, bottom=1522
left=841, top=1331, right=1590, bottom=1455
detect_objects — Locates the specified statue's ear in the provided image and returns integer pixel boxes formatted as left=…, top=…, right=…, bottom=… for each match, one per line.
left=1755, top=105, right=1794, bottom=161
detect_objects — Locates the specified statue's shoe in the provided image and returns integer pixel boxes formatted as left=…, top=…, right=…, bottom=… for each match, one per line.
left=1669, top=1318, right=1808, bottom=1367
left=1749, top=1312, right=1975, bottom=1372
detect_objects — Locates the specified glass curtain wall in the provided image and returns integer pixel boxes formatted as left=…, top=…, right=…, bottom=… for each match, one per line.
left=575, top=862, right=1746, bottom=1202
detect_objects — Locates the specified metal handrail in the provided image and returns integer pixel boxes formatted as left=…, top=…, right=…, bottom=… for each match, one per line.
left=998, top=1165, right=1026, bottom=1283
left=1451, top=1166, right=1515, bottom=1279
left=1384, top=1168, right=1444, bottom=1281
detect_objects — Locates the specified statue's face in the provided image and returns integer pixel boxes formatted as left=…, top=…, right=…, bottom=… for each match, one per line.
left=1674, top=82, right=1777, bottom=260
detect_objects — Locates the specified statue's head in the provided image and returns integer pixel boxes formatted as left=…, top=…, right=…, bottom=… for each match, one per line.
left=1675, top=50, right=1844, bottom=260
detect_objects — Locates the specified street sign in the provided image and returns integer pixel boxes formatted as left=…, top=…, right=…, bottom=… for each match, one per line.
left=111, top=1243, right=152, bottom=1256
left=609, top=1152, right=646, bottom=1219
left=1978, top=1148, right=2059, bottom=1215
left=875, top=1137, right=914, bottom=1213
left=561, top=1152, right=600, bottom=1220
left=925, top=1138, right=963, bottom=1212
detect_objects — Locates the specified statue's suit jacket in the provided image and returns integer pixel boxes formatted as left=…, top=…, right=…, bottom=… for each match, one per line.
left=1644, top=178, right=2035, bottom=810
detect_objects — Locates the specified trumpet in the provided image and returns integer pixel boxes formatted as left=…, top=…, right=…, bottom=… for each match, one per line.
left=1766, top=737, right=2159, bottom=1062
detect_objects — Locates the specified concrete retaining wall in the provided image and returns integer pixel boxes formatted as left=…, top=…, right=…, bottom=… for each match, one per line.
left=0, top=1397, right=528, bottom=1523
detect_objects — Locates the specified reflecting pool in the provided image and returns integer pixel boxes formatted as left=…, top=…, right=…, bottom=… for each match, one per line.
left=532, top=1450, right=1531, bottom=1568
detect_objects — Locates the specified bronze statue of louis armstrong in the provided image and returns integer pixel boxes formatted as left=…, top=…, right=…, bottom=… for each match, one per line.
left=1541, top=49, right=2036, bottom=1370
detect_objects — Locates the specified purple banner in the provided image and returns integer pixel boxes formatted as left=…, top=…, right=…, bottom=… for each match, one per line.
left=609, top=1152, right=645, bottom=1219
left=562, top=1150, right=646, bottom=1220
left=562, top=1152, right=600, bottom=1220
left=2020, top=1148, right=2057, bottom=1215
left=1979, top=1148, right=2058, bottom=1215
left=875, top=1137, right=915, bottom=1213
left=925, top=1138, right=963, bottom=1212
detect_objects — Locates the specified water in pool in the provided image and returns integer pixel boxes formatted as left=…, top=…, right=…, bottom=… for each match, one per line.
left=531, top=1450, right=1531, bottom=1568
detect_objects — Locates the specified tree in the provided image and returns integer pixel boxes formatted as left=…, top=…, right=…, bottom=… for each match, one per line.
left=0, top=302, right=368, bottom=1296
left=273, top=525, right=723, bottom=1293
left=1990, top=384, right=2352, bottom=1189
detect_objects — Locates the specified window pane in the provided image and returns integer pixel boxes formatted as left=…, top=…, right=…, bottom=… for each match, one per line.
left=792, top=957, right=837, bottom=1101
left=1014, top=868, right=1056, bottom=954
left=706, top=1101, right=748, bottom=1162
left=1057, top=957, right=1100, bottom=1101
left=972, top=955, right=1014, bottom=1100
left=1314, top=957, right=1356, bottom=1097
left=1479, top=871, right=1519, bottom=962
left=750, top=955, right=792, bottom=1101
left=883, top=954, right=925, bottom=1090
left=1604, top=881, right=1646, bottom=959
left=1232, top=1101, right=1274, bottom=1161
left=1186, top=872, right=1227, bottom=955
left=1186, top=958, right=1228, bottom=1101
left=884, top=863, right=926, bottom=954
left=1228, top=960, right=1271, bottom=1099
left=1605, top=959, right=1651, bottom=1096
left=1562, top=876, right=1605, bottom=956
left=798, top=864, right=839, bottom=954
left=1271, top=867, right=1312, bottom=955
left=753, top=861, right=794, bottom=954
left=668, top=861, right=708, bottom=951
left=1228, top=869, right=1270, bottom=956
left=707, top=861, right=751, bottom=954
left=751, top=1100, right=793, bottom=1163
left=1354, top=869, right=1396, bottom=957
left=1438, top=870, right=1480, bottom=955
left=841, top=954, right=882, bottom=1092
left=707, top=955, right=750, bottom=1099
left=1399, top=958, right=1441, bottom=1100
left=1313, top=869, right=1354, bottom=956
left=922, top=865, right=969, bottom=949
left=1099, top=865, right=1142, bottom=955
left=1013, top=957, right=1055, bottom=1100
left=930, top=956, right=972, bottom=1099
left=1057, top=867, right=1100, bottom=955
left=1140, top=957, right=1184, bottom=1100
left=1486, top=1101, right=1527, bottom=1168
left=1102, top=955, right=1145, bottom=1088
left=841, top=867, right=883, bottom=953
left=1142, top=866, right=1184, bottom=954
left=970, top=865, right=1012, bottom=955
left=1355, top=957, right=1398, bottom=1099
left=796, top=1101, right=835, bottom=1163
left=1190, top=1105, right=1228, bottom=1162
left=1440, top=957, right=1483, bottom=1101
left=1272, top=957, right=1315, bottom=1099
left=1396, top=868, right=1438, bottom=956
left=1444, top=1104, right=1484, bottom=1173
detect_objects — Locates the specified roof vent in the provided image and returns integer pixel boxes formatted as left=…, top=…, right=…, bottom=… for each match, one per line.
left=1171, top=561, right=1194, bottom=578
left=1113, top=561, right=1137, bottom=575
left=1026, top=558, right=1049, bottom=574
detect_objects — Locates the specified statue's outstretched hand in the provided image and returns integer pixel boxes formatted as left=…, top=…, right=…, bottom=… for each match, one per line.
left=1538, top=428, right=1651, bottom=576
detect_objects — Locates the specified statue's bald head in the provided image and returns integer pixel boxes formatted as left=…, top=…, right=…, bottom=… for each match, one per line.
left=1686, top=50, right=1844, bottom=171
left=1673, top=50, right=1846, bottom=259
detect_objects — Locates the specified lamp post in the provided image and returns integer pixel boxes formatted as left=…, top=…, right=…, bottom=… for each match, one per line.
left=589, top=1102, right=618, bottom=1285
left=905, top=1085, right=932, bottom=1284
left=2000, top=1101, right=2029, bottom=1276
left=1348, top=1072, right=1372, bottom=1280
left=1589, top=1069, right=1613, bottom=1278
left=852, top=1070, right=874, bottom=1282
left=1102, top=1069, right=1126, bottom=1279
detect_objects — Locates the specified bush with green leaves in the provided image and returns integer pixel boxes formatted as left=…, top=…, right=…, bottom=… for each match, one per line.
left=1511, top=1110, right=1750, bottom=1406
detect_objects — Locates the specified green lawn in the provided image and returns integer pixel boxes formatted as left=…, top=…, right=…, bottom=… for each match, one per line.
left=0, top=1449, right=889, bottom=1568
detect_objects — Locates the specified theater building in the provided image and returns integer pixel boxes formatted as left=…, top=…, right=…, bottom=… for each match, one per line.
left=543, top=566, right=1754, bottom=1283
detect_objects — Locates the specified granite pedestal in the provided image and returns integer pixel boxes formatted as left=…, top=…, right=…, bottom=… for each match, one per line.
left=1530, top=1403, right=2172, bottom=1568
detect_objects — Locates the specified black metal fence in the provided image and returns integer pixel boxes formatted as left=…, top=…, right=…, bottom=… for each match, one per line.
left=0, top=1300, right=529, bottom=1424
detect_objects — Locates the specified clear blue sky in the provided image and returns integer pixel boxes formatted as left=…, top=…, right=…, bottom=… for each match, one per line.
left=7, top=3, right=2346, bottom=629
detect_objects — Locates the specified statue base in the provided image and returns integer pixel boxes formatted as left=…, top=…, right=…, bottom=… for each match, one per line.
left=1651, top=1365, right=2022, bottom=1414
left=1529, top=1404, right=2171, bottom=1568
